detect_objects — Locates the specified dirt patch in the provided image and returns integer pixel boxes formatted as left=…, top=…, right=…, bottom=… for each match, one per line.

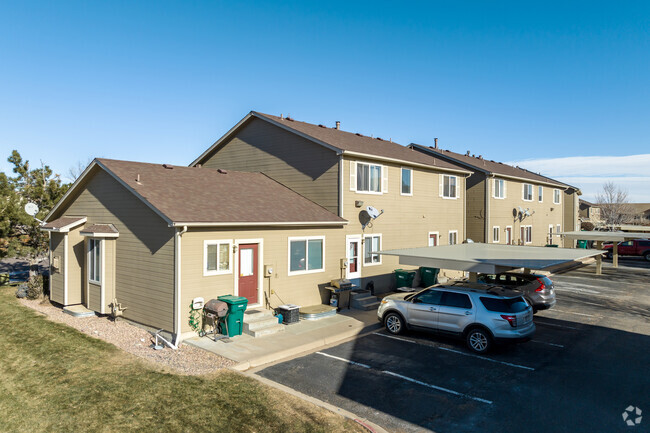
left=18, top=297, right=235, bottom=375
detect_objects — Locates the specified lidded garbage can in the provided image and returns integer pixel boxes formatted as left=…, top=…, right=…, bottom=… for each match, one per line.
left=394, top=269, right=416, bottom=289
left=419, top=267, right=439, bottom=287
left=577, top=240, right=588, bottom=249
left=217, top=295, right=248, bottom=337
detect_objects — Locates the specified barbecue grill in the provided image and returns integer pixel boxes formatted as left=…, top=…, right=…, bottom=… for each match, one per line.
left=201, top=299, right=229, bottom=341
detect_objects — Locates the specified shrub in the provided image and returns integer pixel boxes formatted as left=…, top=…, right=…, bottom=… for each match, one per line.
left=25, top=275, right=44, bottom=300
left=581, top=221, right=595, bottom=231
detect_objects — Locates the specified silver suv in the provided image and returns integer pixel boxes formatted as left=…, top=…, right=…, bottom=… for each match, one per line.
left=377, top=283, right=535, bottom=353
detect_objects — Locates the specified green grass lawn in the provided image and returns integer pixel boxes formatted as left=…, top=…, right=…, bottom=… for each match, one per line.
left=0, top=286, right=364, bottom=433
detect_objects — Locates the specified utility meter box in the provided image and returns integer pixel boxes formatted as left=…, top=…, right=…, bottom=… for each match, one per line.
left=264, top=265, right=273, bottom=277
left=340, top=258, right=348, bottom=269
left=192, top=297, right=205, bottom=310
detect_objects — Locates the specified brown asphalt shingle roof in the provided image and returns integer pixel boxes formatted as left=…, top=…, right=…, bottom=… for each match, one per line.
left=97, top=159, right=346, bottom=225
left=80, top=224, right=119, bottom=235
left=42, top=216, right=85, bottom=230
left=412, top=145, right=569, bottom=188
left=252, top=112, right=468, bottom=173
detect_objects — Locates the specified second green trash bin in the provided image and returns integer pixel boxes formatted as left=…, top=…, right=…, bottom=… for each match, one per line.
left=217, top=295, right=248, bottom=337
left=419, top=267, right=439, bottom=287
left=394, top=269, right=416, bottom=289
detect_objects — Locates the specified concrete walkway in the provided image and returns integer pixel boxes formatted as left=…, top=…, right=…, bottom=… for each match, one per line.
left=184, top=308, right=381, bottom=370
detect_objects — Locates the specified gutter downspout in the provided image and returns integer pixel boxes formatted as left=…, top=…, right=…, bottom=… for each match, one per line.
left=173, top=225, right=188, bottom=347
left=339, top=157, right=344, bottom=218
left=486, top=174, right=493, bottom=243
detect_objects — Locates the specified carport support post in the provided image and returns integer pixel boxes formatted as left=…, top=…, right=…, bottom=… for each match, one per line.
left=595, top=241, right=603, bottom=275
left=469, top=272, right=478, bottom=283
left=613, top=242, right=618, bottom=268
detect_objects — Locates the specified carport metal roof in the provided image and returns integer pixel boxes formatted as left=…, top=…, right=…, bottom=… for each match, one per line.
left=379, top=243, right=603, bottom=274
left=557, top=231, right=650, bottom=242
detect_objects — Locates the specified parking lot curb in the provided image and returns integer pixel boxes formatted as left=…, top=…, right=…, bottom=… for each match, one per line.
left=242, top=371, right=390, bottom=433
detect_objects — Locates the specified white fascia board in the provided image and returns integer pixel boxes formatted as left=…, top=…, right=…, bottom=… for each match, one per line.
left=41, top=217, right=87, bottom=233
left=493, top=173, right=569, bottom=190
left=342, top=151, right=471, bottom=176
left=189, top=112, right=256, bottom=167
left=80, top=232, right=119, bottom=238
left=169, top=221, right=348, bottom=228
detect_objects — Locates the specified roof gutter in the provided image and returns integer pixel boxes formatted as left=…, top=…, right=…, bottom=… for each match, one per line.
left=169, top=221, right=348, bottom=228
left=342, top=150, right=471, bottom=175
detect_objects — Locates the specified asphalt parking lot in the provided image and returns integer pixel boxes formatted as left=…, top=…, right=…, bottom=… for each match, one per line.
left=255, top=258, right=650, bottom=432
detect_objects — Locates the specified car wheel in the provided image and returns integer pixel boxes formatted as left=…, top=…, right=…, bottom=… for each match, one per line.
left=525, top=298, right=538, bottom=314
left=384, top=312, right=405, bottom=335
left=466, top=328, right=492, bottom=354
left=606, top=251, right=613, bottom=260
left=644, top=252, right=650, bottom=262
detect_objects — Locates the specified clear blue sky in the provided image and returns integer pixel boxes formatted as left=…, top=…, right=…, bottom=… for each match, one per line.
left=1, top=1, right=648, bottom=198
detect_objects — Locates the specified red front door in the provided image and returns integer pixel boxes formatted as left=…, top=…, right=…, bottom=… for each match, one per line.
left=238, top=243, right=258, bottom=304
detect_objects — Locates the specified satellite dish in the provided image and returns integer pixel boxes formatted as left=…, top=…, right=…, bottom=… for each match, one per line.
left=24, top=202, right=39, bottom=217
left=524, top=209, right=531, bottom=217
left=518, top=206, right=525, bottom=214
left=366, top=206, right=380, bottom=219
left=465, top=238, right=474, bottom=243
left=358, top=210, right=372, bottom=227
left=512, top=208, right=518, bottom=218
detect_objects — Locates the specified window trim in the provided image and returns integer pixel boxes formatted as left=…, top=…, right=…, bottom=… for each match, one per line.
left=520, top=225, right=533, bottom=244
left=492, top=226, right=500, bottom=243
left=363, top=233, right=383, bottom=266
left=203, top=239, right=233, bottom=276
left=287, top=236, right=326, bottom=276
left=553, top=188, right=561, bottom=204
left=441, top=174, right=459, bottom=199
left=400, top=167, right=413, bottom=196
left=556, top=224, right=561, bottom=234
left=493, top=178, right=505, bottom=199
left=522, top=183, right=533, bottom=202
left=354, top=161, right=385, bottom=195
left=538, top=186, right=543, bottom=202
left=88, top=238, right=101, bottom=284
left=448, top=230, right=458, bottom=245
left=428, top=231, right=439, bottom=247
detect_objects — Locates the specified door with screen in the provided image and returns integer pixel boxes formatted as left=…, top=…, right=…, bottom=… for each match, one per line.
left=238, top=243, right=258, bottom=304
left=346, top=237, right=361, bottom=279
left=505, top=227, right=512, bottom=245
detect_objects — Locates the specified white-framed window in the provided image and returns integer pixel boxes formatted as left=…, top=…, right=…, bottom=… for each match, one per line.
left=428, top=232, right=439, bottom=247
left=556, top=224, right=561, bottom=234
left=553, top=189, right=561, bottom=204
left=520, top=225, right=532, bottom=244
left=363, top=234, right=382, bottom=265
left=288, top=236, right=325, bottom=275
left=448, top=230, right=458, bottom=245
left=538, top=186, right=543, bottom=202
left=492, top=226, right=500, bottom=243
left=523, top=183, right=533, bottom=201
left=441, top=175, right=459, bottom=199
left=493, top=179, right=505, bottom=199
left=401, top=167, right=413, bottom=196
left=350, top=161, right=387, bottom=194
left=88, top=239, right=101, bottom=283
left=204, top=240, right=232, bottom=276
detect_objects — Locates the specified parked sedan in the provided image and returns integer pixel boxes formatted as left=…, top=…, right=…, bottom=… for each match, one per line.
left=378, top=283, right=535, bottom=353
left=476, top=272, right=556, bottom=313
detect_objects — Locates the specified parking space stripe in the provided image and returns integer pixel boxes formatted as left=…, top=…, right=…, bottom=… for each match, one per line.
left=530, top=340, right=564, bottom=348
left=315, top=352, right=370, bottom=369
left=551, top=309, right=597, bottom=318
left=534, top=321, right=580, bottom=330
left=373, top=332, right=535, bottom=371
left=381, top=370, right=493, bottom=404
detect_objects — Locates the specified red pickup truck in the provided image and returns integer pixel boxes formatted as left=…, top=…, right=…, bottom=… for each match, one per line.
left=603, top=239, right=650, bottom=261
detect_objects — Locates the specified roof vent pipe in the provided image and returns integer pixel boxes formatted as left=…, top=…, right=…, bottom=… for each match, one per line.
left=335, top=121, right=340, bottom=130
left=136, top=174, right=140, bottom=182
left=434, top=138, right=438, bottom=149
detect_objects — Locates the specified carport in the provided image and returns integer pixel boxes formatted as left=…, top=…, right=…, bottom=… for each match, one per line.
left=379, top=243, right=603, bottom=281
left=557, top=231, right=650, bottom=274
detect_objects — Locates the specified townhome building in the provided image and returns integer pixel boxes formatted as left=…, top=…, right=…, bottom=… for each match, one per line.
left=410, top=143, right=580, bottom=247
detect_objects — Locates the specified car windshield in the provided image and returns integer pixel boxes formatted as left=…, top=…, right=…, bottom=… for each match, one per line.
left=480, top=296, right=529, bottom=313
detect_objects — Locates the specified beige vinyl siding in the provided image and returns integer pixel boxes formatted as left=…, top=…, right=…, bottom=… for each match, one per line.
left=49, top=232, right=65, bottom=304
left=50, top=168, right=175, bottom=332
left=562, top=190, right=579, bottom=247
left=180, top=226, right=345, bottom=334
left=198, top=117, right=340, bottom=214
left=67, top=228, right=85, bottom=305
left=489, top=178, right=564, bottom=246
left=343, top=157, right=466, bottom=285
left=466, top=173, right=487, bottom=243
left=103, top=239, right=117, bottom=313
left=88, top=282, right=101, bottom=312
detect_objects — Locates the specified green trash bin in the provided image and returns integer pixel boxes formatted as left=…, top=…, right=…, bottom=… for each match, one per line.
left=394, top=269, right=416, bottom=289
left=577, top=240, right=588, bottom=249
left=217, top=295, right=248, bottom=337
left=419, top=267, right=439, bottom=287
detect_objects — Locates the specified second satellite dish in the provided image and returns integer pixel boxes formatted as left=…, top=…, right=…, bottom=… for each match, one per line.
left=366, top=206, right=380, bottom=219
left=24, top=202, right=39, bottom=217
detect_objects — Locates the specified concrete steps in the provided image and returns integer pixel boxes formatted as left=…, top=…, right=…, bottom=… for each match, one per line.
left=350, top=290, right=380, bottom=311
left=243, top=310, right=285, bottom=338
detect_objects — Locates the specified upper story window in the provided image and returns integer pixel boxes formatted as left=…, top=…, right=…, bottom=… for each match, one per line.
left=363, top=234, right=382, bottom=265
left=522, top=183, right=533, bottom=201
left=493, top=179, right=505, bottom=199
left=538, top=186, right=543, bottom=202
left=492, top=226, right=500, bottom=243
left=401, top=168, right=412, bottom=196
left=448, top=230, right=458, bottom=245
left=204, top=240, right=232, bottom=276
left=350, top=161, right=387, bottom=194
left=88, top=239, right=101, bottom=283
left=441, top=175, right=459, bottom=199
left=553, top=189, right=561, bottom=204
left=288, top=236, right=324, bottom=275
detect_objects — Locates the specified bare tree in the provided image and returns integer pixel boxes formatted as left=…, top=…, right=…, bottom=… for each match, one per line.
left=66, top=158, right=94, bottom=182
left=595, top=181, right=632, bottom=229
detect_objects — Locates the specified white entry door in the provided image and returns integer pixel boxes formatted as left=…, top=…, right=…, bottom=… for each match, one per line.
left=346, top=236, right=361, bottom=279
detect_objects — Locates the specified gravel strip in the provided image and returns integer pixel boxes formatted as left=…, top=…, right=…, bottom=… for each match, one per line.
left=18, top=297, right=236, bottom=375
